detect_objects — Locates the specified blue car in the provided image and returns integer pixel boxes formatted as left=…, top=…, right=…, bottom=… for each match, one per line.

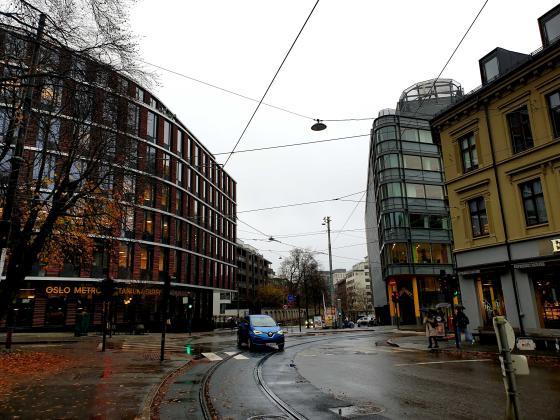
left=237, top=314, right=285, bottom=351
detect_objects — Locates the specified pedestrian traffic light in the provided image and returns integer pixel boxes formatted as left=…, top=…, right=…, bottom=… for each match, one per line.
left=101, top=277, right=115, bottom=298
left=188, top=303, right=193, bottom=309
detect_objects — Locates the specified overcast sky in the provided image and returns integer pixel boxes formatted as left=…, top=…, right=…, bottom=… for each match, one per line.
left=130, top=0, right=558, bottom=274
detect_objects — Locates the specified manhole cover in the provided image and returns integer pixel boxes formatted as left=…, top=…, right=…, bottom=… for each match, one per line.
left=329, top=404, right=385, bottom=418
left=247, top=416, right=289, bottom=420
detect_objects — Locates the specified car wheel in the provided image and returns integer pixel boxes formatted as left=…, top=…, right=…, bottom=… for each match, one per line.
left=247, top=337, right=254, bottom=351
left=278, top=343, right=284, bottom=351
left=237, top=335, right=242, bottom=348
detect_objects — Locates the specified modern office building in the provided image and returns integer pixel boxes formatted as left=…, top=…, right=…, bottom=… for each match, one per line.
left=0, top=25, right=237, bottom=332
left=431, top=4, right=560, bottom=334
left=365, top=79, right=463, bottom=325
left=230, top=239, right=272, bottom=313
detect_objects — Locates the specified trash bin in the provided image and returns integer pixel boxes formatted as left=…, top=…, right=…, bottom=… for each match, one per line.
left=74, top=311, right=90, bottom=336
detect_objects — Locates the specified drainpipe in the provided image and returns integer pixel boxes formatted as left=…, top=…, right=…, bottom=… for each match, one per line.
left=483, top=104, right=525, bottom=336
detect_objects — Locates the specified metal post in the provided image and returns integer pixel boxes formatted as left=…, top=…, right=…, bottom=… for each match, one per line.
left=160, top=273, right=171, bottom=362
left=2, top=14, right=47, bottom=351
left=495, top=318, right=521, bottom=420
left=101, top=300, right=108, bottom=352
left=324, top=217, right=334, bottom=307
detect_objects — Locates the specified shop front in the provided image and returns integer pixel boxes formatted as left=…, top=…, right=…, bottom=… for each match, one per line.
left=5, top=280, right=216, bottom=333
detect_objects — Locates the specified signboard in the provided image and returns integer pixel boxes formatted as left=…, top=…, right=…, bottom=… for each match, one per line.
left=313, top=315, right=322, bottom=328
left=499, top=355, right=530, bottom=376
left=325, top=314, right=334, bottom=327
left=493, top=316, right=515, bottom=352
left=516, top=338, right=536, bottom=351
left=287, top=294, right=295, bottom=302
left=45, top=285, right=162, bottom=296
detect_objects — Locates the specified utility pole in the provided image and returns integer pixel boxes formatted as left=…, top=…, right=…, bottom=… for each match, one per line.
left=160, top=272, right=171, bottom=361
left=2, top=13, right=47, bottom=351
left=323, top=216, right=334, bottom=325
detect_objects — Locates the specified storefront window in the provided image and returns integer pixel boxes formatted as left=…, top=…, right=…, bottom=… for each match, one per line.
left=390, top=243, right=408, bottom=264
left=45, top=296, right=67, bottom=326
left=413, top=243, right=432, bottom=263
left=431, top=244, right=450, bottom=264
left=534, top=275, right=560, bottom=328
left=477, top=277, right=506, bottom=327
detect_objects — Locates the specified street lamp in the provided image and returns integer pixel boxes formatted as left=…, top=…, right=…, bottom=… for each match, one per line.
left=322, top=216, right=335, bottom=327
left=311, top=119, right=327, bottom=131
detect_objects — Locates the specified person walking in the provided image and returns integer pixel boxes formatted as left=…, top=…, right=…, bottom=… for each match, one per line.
left=454, top=307, right=473, bottom=346
left=424, top=310, right=439, bottom=349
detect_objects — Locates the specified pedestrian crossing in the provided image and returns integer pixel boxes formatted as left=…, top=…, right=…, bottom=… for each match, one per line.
left=118, top=340, right=248, bottom=361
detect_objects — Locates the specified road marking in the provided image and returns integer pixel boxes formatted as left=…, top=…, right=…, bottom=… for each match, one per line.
left=224, top=351, right=237, bottom=356
left=202, top=352, right=223, bottom=361
left=394, top=359, right=492, bottom=367
left=233, top=354, right=249, bottom=360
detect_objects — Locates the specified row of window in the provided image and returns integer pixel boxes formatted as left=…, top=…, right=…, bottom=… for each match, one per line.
left=139, top=211, right=235, bottom=259
left=382, top=212, right=450, bottom=230
left=379, top=182, right=445, bottom=200
left=468, top=178, right=547, bottom=238
left=377, top=153, right=441, bottom=172
left=459, top=91, right=560, bottom=173
left=382, top=242, right=451, bottom=265
left=375, top=126, right=433, bottom=144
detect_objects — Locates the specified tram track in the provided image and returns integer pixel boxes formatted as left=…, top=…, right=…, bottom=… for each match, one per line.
left=200, top=331, right=376, bottom=420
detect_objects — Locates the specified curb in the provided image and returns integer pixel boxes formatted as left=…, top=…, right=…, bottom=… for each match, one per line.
left=139, top=359, right=193, bottom=420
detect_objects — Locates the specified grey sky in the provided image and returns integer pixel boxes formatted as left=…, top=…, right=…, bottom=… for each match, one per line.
left=130, top=0, right=558, bottom=274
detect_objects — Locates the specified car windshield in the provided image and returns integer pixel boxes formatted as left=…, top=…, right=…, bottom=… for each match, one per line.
left=251, top=316, right=277, bottom=327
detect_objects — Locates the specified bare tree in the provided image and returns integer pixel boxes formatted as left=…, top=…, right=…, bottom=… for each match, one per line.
left=0, top=1, right=149, bottom=342
left=278, top=248, right=322, bottom=322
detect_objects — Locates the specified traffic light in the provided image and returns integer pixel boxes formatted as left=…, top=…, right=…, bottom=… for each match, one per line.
left=101, top=277, right=115, bottom=298
left=188, top=303, right=193, bottom=309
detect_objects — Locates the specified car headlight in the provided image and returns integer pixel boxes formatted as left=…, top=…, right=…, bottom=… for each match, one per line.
left=252, top=330, right=262, bottom=335
left=277, top=330, right=284, bottom=335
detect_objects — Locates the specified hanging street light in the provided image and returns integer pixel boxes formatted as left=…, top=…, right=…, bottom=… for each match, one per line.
left=311, top=119, right=327, bottom=131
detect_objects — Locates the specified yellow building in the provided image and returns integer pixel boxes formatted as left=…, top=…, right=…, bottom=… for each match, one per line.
left=431, top=4, right=560, bottom=334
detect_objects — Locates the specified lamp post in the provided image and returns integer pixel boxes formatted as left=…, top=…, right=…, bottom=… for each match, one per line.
left=322, top=216, right=334, bottom=326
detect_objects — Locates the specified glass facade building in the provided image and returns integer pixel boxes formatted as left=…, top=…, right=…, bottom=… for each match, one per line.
left=365, top=79, right=462, bottom=325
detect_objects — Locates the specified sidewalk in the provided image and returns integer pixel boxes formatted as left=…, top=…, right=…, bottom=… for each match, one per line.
left=387, top=329, right=560, bottom=365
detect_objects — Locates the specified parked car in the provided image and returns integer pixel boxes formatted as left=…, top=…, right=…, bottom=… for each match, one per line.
left=356, top=316, right=375, bottom=327
left=237, top=314, right=285, bottom=351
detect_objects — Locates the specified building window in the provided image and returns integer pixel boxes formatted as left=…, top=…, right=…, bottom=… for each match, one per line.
left=468, top=197, right=489, bottom=237
left=547, top=90, right=560, bottom=138
left=381, top=182, right=403, bottom=199
left=176, top=190, right=183, bottom=215
left=143, top=211, right=154, bottom=240
left=413, top=243, right=432, bottom=263
left=162, top=153, right=170, bottom=179
left=459, top=133, right=478, bottom=172
left=540, top=7, right=560, bottom=46
left=161, top=184, right=170, bottom=211
left=143, top=182, right=156, bottom=207
left=140, top=246, right=153, bottom=281
left=507, top=106, right=534, bottom=154
left=389, top=243, right=408, bottom=264
left=376, top=126, right=396, bottom=142
left=403, top=155, right=422, bottom=170
left=520, top=179, right=548, bottom=226
left=422, top=156, right=440, bottom=171
left=118, top=243, right=133, bottom=279
left=481, top=56, right=499, bottom=84
left=163, top=120, right=171, bottom=149
left=146, top=146, right=156, bottom=173
left=127, top=103, right=139, bottom=135
left=431, top=244, right=450, bottom=264
left=161, top=215, right=170, bottom=244
left=147, top=111, right=157, bottom=142
left=176, top=130, right=183, bottom=157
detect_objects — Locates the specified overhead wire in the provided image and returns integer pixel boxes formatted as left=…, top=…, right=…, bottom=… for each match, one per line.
left=222, top=0, right=321, bottom=167
left=214, top=133, right=368, bottom=156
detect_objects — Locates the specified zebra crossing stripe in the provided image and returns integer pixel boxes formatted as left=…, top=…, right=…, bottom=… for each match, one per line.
left=201, top=352, right=223, bottom=361
left=233, top=354, right=249, bottom=360
left=224, top=351, right=237, bottom=356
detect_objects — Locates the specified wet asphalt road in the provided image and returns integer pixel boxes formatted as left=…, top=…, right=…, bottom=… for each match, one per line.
left=199, top=330, right=560, bottom=420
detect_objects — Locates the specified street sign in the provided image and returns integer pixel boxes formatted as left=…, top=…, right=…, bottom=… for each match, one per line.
left=287, top=294, right=295, bottom=302
left=499, top=355, right=530, bottom=376
left=493, top=316, right=515, bottom=352
left=516, top=338, right=536, bottom=351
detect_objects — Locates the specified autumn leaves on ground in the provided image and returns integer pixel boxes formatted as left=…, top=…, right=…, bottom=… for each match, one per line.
left=0, top=350, right=72, bottom=396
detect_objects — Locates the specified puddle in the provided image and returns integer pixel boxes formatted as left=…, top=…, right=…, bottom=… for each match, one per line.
left=329, top=404, right=385, bottom=418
